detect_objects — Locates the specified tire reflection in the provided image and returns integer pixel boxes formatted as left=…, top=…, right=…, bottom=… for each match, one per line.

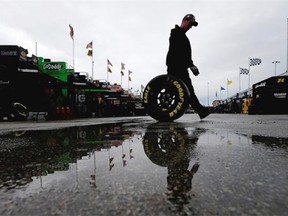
left=143, top=123, right=205, bottom=212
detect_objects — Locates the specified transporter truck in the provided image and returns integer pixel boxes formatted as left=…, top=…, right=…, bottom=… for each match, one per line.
left=248, top=74, right=288, bottom=114
left=0, top=45, right=145, bottom=120
left=0, top=45, right=85, bottom=120
left=0, top=45, right=57, bottom=120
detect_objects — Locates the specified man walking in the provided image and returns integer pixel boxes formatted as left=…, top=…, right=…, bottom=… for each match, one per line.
left=166, top=14, right=211, bottom=119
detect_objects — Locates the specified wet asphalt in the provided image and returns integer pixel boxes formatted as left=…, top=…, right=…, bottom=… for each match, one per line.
left=0, top=114, right=287, bottom=216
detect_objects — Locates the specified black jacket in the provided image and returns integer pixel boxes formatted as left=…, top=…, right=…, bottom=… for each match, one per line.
left=166, top=25, right=194, bottom=77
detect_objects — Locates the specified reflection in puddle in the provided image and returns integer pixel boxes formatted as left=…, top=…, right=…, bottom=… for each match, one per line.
left=143, top=123, right=204, bottom=212
left=0, top=122, right=287, bottom=215
left=0, top=124, right=140, bottom=192
left=252, top=135, right=288, bottom=150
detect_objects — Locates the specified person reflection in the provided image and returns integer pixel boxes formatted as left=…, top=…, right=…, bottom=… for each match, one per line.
left=143, top=123, right=204, bottom=212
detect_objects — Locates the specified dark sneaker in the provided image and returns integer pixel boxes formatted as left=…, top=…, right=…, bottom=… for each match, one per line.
left=199, top=107, right=212, bottom=120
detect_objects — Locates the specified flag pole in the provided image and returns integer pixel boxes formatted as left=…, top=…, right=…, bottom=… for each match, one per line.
left=121, top=63, right=126, bottom=89
left=92, top=40, right=94, bottom=79
left=287, top=18, right=288, bottom=73
left=248, top=58, right=251, bottom=89
left=35, top=42, right=37, bottom=56
left=73, top=37, right=75, bottom=71
left=121, top=62, right=123, bottom=87
left=107, top=60, right=109, bottom=82
left=207, top=82, right=209, bottom=106
left=69, top=24, right=75, bottom=72
left=227, top=79, right=228, bottom=99
left=128, top=74, right=130, bottom=91
left=128, top=70, right=132, bottom=92
left=239, top=67, right=241, bottom=94
left=220, top=86, right=222, bottom=100
left=106, top=59, right=113, bottom=83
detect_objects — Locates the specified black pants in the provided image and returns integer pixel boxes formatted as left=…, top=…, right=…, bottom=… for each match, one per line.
left=168, top=69, right=204, bottom=113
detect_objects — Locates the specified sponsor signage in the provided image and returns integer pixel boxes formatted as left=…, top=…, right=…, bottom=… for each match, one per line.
left=0, top=51, right=18, bottom=56
left=43, top=63, right=63, bottom=71
left=254, top=82, right=266, bottom=89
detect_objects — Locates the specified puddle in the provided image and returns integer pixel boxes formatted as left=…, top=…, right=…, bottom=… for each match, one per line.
left=0, top=122, right=287, bottom=215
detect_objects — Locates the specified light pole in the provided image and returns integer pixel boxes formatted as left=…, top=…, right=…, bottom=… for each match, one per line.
left=272, top=61, right=280, bottom=76
left=207, top=82, right=209, bottom=106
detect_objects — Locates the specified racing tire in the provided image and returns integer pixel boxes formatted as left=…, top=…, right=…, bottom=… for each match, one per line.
left=143, top=74, right=190, bottom=122
left=11, top=102, right=29, bottom=120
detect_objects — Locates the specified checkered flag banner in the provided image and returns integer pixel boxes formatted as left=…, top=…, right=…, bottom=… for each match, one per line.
left=250, top=58, right=262, bottom=66
left=240, top=67, right=249, bottom=75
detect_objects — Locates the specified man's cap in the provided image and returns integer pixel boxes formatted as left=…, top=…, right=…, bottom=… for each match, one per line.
left=183, top=14, right=198, bottom=27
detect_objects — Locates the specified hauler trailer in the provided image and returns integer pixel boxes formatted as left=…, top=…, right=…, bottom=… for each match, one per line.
left=0, top=45, right=145, bottom=120
left=0, top=45, right=63, bottom=120
left=248, top=74, right=288, bottom=114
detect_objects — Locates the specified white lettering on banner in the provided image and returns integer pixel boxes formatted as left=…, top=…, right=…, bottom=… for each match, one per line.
left=1, top=51, right=18, bottom=56
left=254, top=82, right=266, bottom=89
left=274, top=93, right=287, bottom=99
left=43, top=63, right=62, bottom=70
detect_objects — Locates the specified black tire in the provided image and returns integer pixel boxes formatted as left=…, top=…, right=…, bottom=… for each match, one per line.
left=11, top=102, right=29, bottom=120
left=143, top=74, right=190, bottom=122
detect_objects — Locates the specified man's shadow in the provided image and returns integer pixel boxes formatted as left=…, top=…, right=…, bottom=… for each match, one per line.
left=143, top=122, right=205, bottom=212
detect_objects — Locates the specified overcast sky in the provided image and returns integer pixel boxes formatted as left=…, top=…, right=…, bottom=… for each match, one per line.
left=1, top=0, right=287, bottom=105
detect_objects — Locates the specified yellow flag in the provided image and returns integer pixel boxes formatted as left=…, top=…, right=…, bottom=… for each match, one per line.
left=87, top=50, right=92, bottom=57
left=227, top=80, right=232, bottom=85
left=107, top=66, right=112, bottom=73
